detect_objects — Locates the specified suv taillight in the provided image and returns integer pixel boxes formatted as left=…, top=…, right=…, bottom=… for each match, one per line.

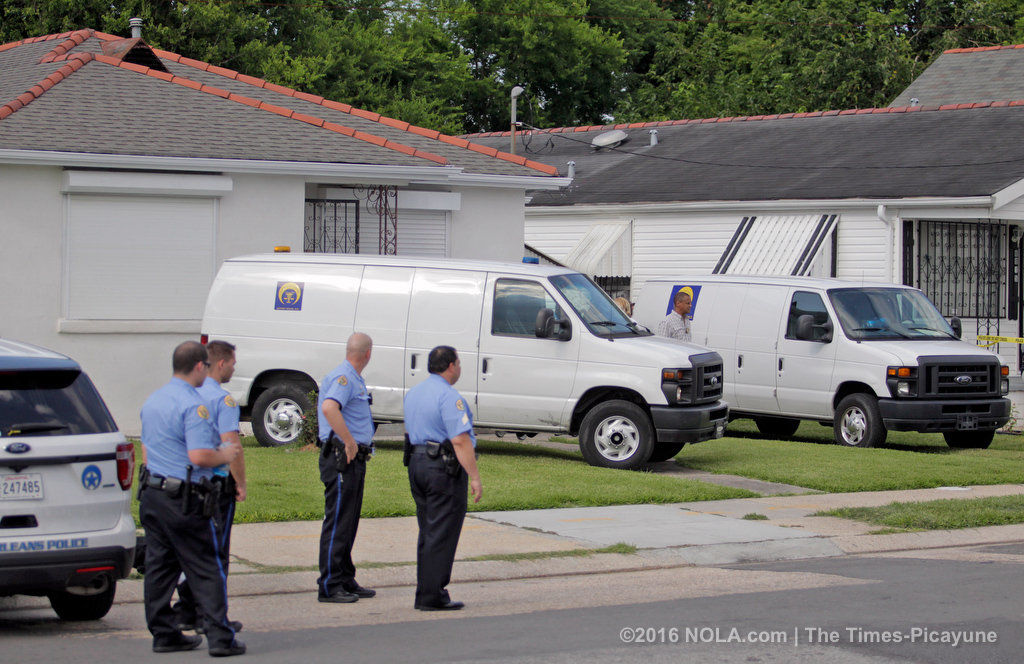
left=116, top=442, right=134, bottom=491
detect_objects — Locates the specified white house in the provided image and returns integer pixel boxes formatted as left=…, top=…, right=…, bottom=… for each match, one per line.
left=468, top=101, right=1024, bottom=375
left=0, top=28, right=565, bottom=431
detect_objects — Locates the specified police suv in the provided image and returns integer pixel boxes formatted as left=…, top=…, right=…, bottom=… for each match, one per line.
left=0, top=339, right=136, bottom=620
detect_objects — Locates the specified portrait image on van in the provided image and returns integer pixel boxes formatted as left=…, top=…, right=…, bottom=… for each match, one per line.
left=665, top=285, right=702, bottom=318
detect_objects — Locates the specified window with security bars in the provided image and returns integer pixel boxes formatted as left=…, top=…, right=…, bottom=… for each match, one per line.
left=304, top=199, right=360, bottom=253
left=911, top=220, right=1006, bottom=319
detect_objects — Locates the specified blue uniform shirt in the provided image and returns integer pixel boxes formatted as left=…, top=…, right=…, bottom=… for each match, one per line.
left=140, top=377, right=219, bottom=482
left=317, top=360, right=374, bottom=446
left=197, top=376, right=240, bottom=478
left=403, top=374, right=476, bottom=447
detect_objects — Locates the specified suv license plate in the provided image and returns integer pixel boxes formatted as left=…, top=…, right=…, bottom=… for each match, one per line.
left=0, top=473, right=43, bottom=501
left=956, top=415, right=979, bottom=431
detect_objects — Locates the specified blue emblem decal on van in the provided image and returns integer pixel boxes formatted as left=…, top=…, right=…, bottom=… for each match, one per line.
left=5, top=442, right=31, bottom=454
left=275, top=281, right=304, bottom=311
left=81, top=465, right=102, bottom=490
left=666, top=285, right=702, bottom=319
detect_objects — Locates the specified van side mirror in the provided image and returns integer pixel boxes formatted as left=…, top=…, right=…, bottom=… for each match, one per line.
left=950, top=316, right=962, bottom=339
left=795, top=314, right=833, bottom=343
left=535, top=308, right=571, bottom=340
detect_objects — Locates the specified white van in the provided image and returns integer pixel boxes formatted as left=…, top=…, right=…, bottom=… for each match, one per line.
left=634, top=275, right=1010, bottom=449
left=201, top=254, right=728, bottom=469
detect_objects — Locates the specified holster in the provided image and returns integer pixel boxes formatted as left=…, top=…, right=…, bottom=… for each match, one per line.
left=323, top=434, right=348, bottom=474
left=136, top=465, right=149, bottom=501
left=439, top=439, right=460, bottom=477
left=197, top=477, right=221, bottom=519
left=403, top=434, right=412, bottom=467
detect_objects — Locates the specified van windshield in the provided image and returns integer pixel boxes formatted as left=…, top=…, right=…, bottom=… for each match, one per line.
left=548, top=273, right=650, bottom=337
left=829, top=288, right=956, bottom=341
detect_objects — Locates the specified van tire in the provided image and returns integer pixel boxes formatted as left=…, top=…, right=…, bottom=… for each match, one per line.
left=943, top=430, right=995, bottom=449
left=647, top=442, right=685, bottom=463
left=48, top=580, right=115, bottom=621
left=753, top=416, right=801, bottom=439
left=252, top=384, right=311, bottom=447
left=833, top=394, right=886, bottom=448
left=579, top=400, right=654, bottom=469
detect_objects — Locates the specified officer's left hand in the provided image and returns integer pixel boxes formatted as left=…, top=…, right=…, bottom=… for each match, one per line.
left=236, top=484, right=247, bottom=502
left=345, top=439, right=358, bottom=463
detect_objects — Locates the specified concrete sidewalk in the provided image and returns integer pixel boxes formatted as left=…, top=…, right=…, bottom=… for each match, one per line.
left=130, top=482, right=1024, bottom=604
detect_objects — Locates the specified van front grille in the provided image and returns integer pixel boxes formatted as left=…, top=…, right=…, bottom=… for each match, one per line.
left=919, top=358, right=998, bottom=398
left=688, top=353, right=724, bottom=404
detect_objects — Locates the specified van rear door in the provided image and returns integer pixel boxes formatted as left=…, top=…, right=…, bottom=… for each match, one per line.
left=404, top=268, right=485, bottom=402
left=476, top=275, right=580, bottom=428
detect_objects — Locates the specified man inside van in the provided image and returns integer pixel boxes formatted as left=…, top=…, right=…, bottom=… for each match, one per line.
left=316, top=332, right=376, bottom=603
left=657, top=289, right=692, bottom=342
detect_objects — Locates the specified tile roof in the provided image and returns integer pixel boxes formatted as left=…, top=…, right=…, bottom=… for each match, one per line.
left=890, top=44, right=1024, bottom=108
left=0, top=29, right=557, bottom=177
left=464, top=102, right=1024, bottom=205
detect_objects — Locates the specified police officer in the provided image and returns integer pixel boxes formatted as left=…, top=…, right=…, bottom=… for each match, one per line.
left=403, top=345, right=482, bottom=611
left=316, top=332, right=377, bottom=603
left=175, top=340, right=246, bottom=634
left=139, top=341, right=245, bottom=657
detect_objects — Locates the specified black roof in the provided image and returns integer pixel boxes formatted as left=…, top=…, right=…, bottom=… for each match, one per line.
left=467, top=104, right=1024, bottom=206
left=891, top=46, right=1024, bottom=108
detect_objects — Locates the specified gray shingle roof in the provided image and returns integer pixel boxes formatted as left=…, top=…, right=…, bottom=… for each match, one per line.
left=0, top=30, right=557, bottom=178
left=891, top=46, right=1024, bottom=108
left=467, top=104, right=1024, bottom=206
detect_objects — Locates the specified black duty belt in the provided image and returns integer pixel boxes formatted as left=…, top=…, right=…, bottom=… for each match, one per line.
left=145, top=474, right=185, bottom=496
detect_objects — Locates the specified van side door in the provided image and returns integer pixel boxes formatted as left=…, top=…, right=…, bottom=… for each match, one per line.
left=476, top=275, right=580, bottom=428
left=353, top=265, right=414, bottom=420
left=404, top=268, right=486, bottom=404
left=776, top=289, right=838, bottom=418
left=732, top=285, right=788, bottom=414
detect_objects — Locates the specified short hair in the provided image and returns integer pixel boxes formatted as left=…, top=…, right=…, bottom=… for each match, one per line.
left=206, top=340, right=236, bottom=364
left=427, top=345, right=458, bottom=374
left=673, top=290, right=692, bottom=305
left=346, top=332, right=372, bottom=356
left=172, top=341, right=208, bottom=374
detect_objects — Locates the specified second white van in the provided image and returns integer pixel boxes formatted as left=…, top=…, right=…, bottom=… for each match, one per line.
left=201, top=254, right=728, bottom=469
left=634, top=275, right=1010, bottom=449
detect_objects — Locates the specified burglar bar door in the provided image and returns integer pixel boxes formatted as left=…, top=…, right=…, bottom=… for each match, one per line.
left=304, top=199, right=360, bottom=253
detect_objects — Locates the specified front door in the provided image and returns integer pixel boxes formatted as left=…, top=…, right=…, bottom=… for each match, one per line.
left=476, top=276, right=579, bottom=428
left=776, top=290, right=837, bottom=418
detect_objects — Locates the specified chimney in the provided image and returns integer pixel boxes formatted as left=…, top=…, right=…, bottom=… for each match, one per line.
left=567, top=161, right=576, bottom=179
left=129, top=17, right=143, bottom=39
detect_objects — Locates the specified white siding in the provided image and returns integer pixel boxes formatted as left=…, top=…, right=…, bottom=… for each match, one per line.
left=834, top=210, right=893, bottom=283
left=524, top=215, right=601, bottom=260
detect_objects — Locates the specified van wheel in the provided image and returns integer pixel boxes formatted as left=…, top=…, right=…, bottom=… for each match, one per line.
left=48, top=579, right=115, bottom=621
left=252, top=384, right=311, bottom=447
left=943, top=430, right=995, bottom=449
left=647, top=442, right=685, bottom=463
left=753, top=416, right=801, bottom=439
left=833, top=394, right=886, bottom=448
left=579, top=400, right=654, bottom=469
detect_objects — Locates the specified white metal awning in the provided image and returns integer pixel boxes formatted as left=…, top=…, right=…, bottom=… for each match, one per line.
left=713, top=214, right=838, bottom=275
left=562, top=221, right=632, bottom=277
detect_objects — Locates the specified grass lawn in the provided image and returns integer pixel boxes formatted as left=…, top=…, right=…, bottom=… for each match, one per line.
left=817, top=495, right=1024, bottom=531
left=675, top=419, right=1024, bottom=492
left=131, top=438, right=755, bottom=524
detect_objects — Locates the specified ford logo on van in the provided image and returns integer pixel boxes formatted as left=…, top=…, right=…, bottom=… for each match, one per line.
left=955, top=375, right=973, bottom=385
left=709, top=376, right=720, bottom=386
left=5, top=442, right=31, bottom=454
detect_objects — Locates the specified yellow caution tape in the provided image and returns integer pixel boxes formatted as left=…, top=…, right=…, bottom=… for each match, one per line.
left=977, top=334, right=1024, bottom=346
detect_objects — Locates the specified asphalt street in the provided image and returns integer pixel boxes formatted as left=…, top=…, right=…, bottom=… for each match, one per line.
left=3, top=541, right=1022, bottom=663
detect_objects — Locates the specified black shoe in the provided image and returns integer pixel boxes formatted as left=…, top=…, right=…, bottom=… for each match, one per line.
left=343, top=583, right=376, bottom=598
left=318, top=590, right=358, bottom=603
left=196, top=620, right=243, bottom=635
left=414, top=600, right=464, bottom=611
left=153, top=633, right=203, bottom=653
left=208, top=639, right=246, bottom=657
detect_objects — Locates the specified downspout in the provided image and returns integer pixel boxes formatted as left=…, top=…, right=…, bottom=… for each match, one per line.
left=878, top=204, right=896, bottom=283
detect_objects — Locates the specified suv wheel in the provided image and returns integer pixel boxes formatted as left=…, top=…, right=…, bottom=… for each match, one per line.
left=251, top=384, right=311, bottom=446
left=48, top=578, right=116, bottom=621
left=943, top=430, right=995, bottom=449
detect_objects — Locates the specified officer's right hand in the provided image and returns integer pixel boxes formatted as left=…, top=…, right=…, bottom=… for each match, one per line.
left=469, top=477, right=482, bottom=503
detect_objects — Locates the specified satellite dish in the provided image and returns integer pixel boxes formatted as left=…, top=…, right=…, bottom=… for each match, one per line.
left=590, top=129, right=628, bottom=149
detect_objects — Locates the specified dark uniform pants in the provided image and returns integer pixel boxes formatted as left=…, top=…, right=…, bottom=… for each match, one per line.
left=317, top=452, right=367, bottom=597
left=408, top=454, right=468, bottom=607
left=175, top=477, right=236, bottom=626
left=140, top=485, right=236, bottom=650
